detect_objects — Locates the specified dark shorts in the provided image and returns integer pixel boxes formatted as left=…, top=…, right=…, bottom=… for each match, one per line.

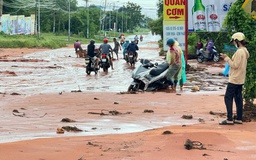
left=113, top=49, right=119, bottom=54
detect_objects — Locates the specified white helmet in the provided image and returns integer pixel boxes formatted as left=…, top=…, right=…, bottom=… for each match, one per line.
left=231, top=32, right=245, bottom=42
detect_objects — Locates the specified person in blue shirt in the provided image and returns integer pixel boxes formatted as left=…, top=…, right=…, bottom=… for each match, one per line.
left=122, top=39, right=130, bottom=59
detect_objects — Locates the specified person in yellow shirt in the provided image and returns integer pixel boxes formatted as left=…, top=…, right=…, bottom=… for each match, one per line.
left=219, top=32, right=250, bottom=125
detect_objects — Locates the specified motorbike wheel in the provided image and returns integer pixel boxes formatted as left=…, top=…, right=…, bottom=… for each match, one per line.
left=213, top=53, right=220, bottom=62
left=93, top=66, right=98, bottom=74
left=130, top=61, right=134, bottom=67
left=103, top=65, right=108, bottom=72
left=197, top=55, right=204, bottom=63
left=128, top=84, right=137, bottom=92
left=86, top=66, right=91, bottom=75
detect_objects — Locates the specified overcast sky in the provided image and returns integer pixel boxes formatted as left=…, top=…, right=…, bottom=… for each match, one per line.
left=77, top=0, right=159, bottom=19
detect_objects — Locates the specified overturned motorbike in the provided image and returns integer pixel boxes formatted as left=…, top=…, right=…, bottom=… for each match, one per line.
left=197, top=46, right=220, bottom=63
left=85, top=55, right=98, bottom=75
left=128, top=59, right=169, bottom=92
left=99, top=53, right=110, bottom=72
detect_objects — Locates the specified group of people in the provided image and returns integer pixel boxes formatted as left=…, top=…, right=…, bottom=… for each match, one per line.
left=76, top=31, right=250, bottom=126
left=74, top=34, right=140, bottom=70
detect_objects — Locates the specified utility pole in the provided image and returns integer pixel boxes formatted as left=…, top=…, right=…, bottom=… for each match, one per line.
left=122, top=5, right=123, bottom=33
left=68, top=0, right=70, bottom=41
left=38, top=0, right=40, bottom=39
left=85, top=0, right=89, bottom=38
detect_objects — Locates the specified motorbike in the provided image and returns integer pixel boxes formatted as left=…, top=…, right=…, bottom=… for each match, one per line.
left=85, top=55, right=98, bottom=75
left=197, top=46, right=220, bottom=63
left=127, top=51, right=136, bottom=67
left=99, top=53, right=110, bottom=72
left=128, top=59, right=169, bottom=92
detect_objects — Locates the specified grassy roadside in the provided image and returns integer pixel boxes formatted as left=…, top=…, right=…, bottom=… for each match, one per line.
left=0, top=32, right=89, bottom=49
left=0, top=28, right=150, bottom=49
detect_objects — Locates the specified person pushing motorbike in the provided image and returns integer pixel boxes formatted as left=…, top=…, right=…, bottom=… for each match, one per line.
left=99, top=38, right=114, bottom=70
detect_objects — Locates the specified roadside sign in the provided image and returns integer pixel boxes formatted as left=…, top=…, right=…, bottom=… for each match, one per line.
left=163, top=21, right=185, bottom=51
left=164, top=0, right=186, bottom=21
left=163, top=0, right=186, bottom=51
left=242, top=0, right=256, bottom=19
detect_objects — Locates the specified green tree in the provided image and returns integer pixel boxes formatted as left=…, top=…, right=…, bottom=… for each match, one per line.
left=148, top=0, right=163, bottom=38
left=123, top=2, right=143, bottom=31
left=223, top=0, right=256, bottom=105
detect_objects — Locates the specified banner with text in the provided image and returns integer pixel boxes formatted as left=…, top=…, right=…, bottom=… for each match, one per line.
left=163, top=21, right=185, bottom=51
left=163, top=0, right=186, bottom=51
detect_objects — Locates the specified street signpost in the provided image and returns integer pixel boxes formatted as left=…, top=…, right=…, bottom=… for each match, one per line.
left=163, top=0, right=186, bottom=51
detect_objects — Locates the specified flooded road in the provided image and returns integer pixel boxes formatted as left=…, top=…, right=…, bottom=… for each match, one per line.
left=0, top=34, right=163, bottom=95
left=0, top=33, right=228, bottom=143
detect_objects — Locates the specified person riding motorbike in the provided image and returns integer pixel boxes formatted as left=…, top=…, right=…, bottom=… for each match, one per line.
left=205, top=38, right=214, bottom=61
left=99, top=38, right=114, bottom=70
left=87, top=39, right=99, bottom=69
left=134, top=35, right=139, bottom=44
left=127, top=40, right=139, bottom=61
left=74, top=40, right=83, bottom=52
left=140, top=35, right=143, bottom=42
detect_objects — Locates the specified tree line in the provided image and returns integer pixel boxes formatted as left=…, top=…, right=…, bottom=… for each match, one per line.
left=2, top=0, right=148, bottom=38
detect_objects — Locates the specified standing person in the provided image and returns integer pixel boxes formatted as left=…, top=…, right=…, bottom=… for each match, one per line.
left=195, top=38, right=203, bottom=55
left=165, top=38, right=182, bottom=93
left=179, top=46, right=186, bottom=91
left=120, top=34, right=125, bottom=46
left=99, top=38, right=114, bottom=70
left=113, top=38, right=122, bottom=60
left=122, top=40, right=130, bottom=59
left=74, top=40, right=83, bottom=52
left=87, top=39, right=99, bottom=69
left=219, top=32, right=250, bottom=125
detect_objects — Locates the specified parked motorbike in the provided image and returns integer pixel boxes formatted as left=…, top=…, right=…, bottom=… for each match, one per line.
left=99, top=53, right=110, bottom=72
left=85, top=55, right=98, bottom=75
left=128, top=59, right=169, bottom=92
left=197, top=46, right=220, bottom=63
